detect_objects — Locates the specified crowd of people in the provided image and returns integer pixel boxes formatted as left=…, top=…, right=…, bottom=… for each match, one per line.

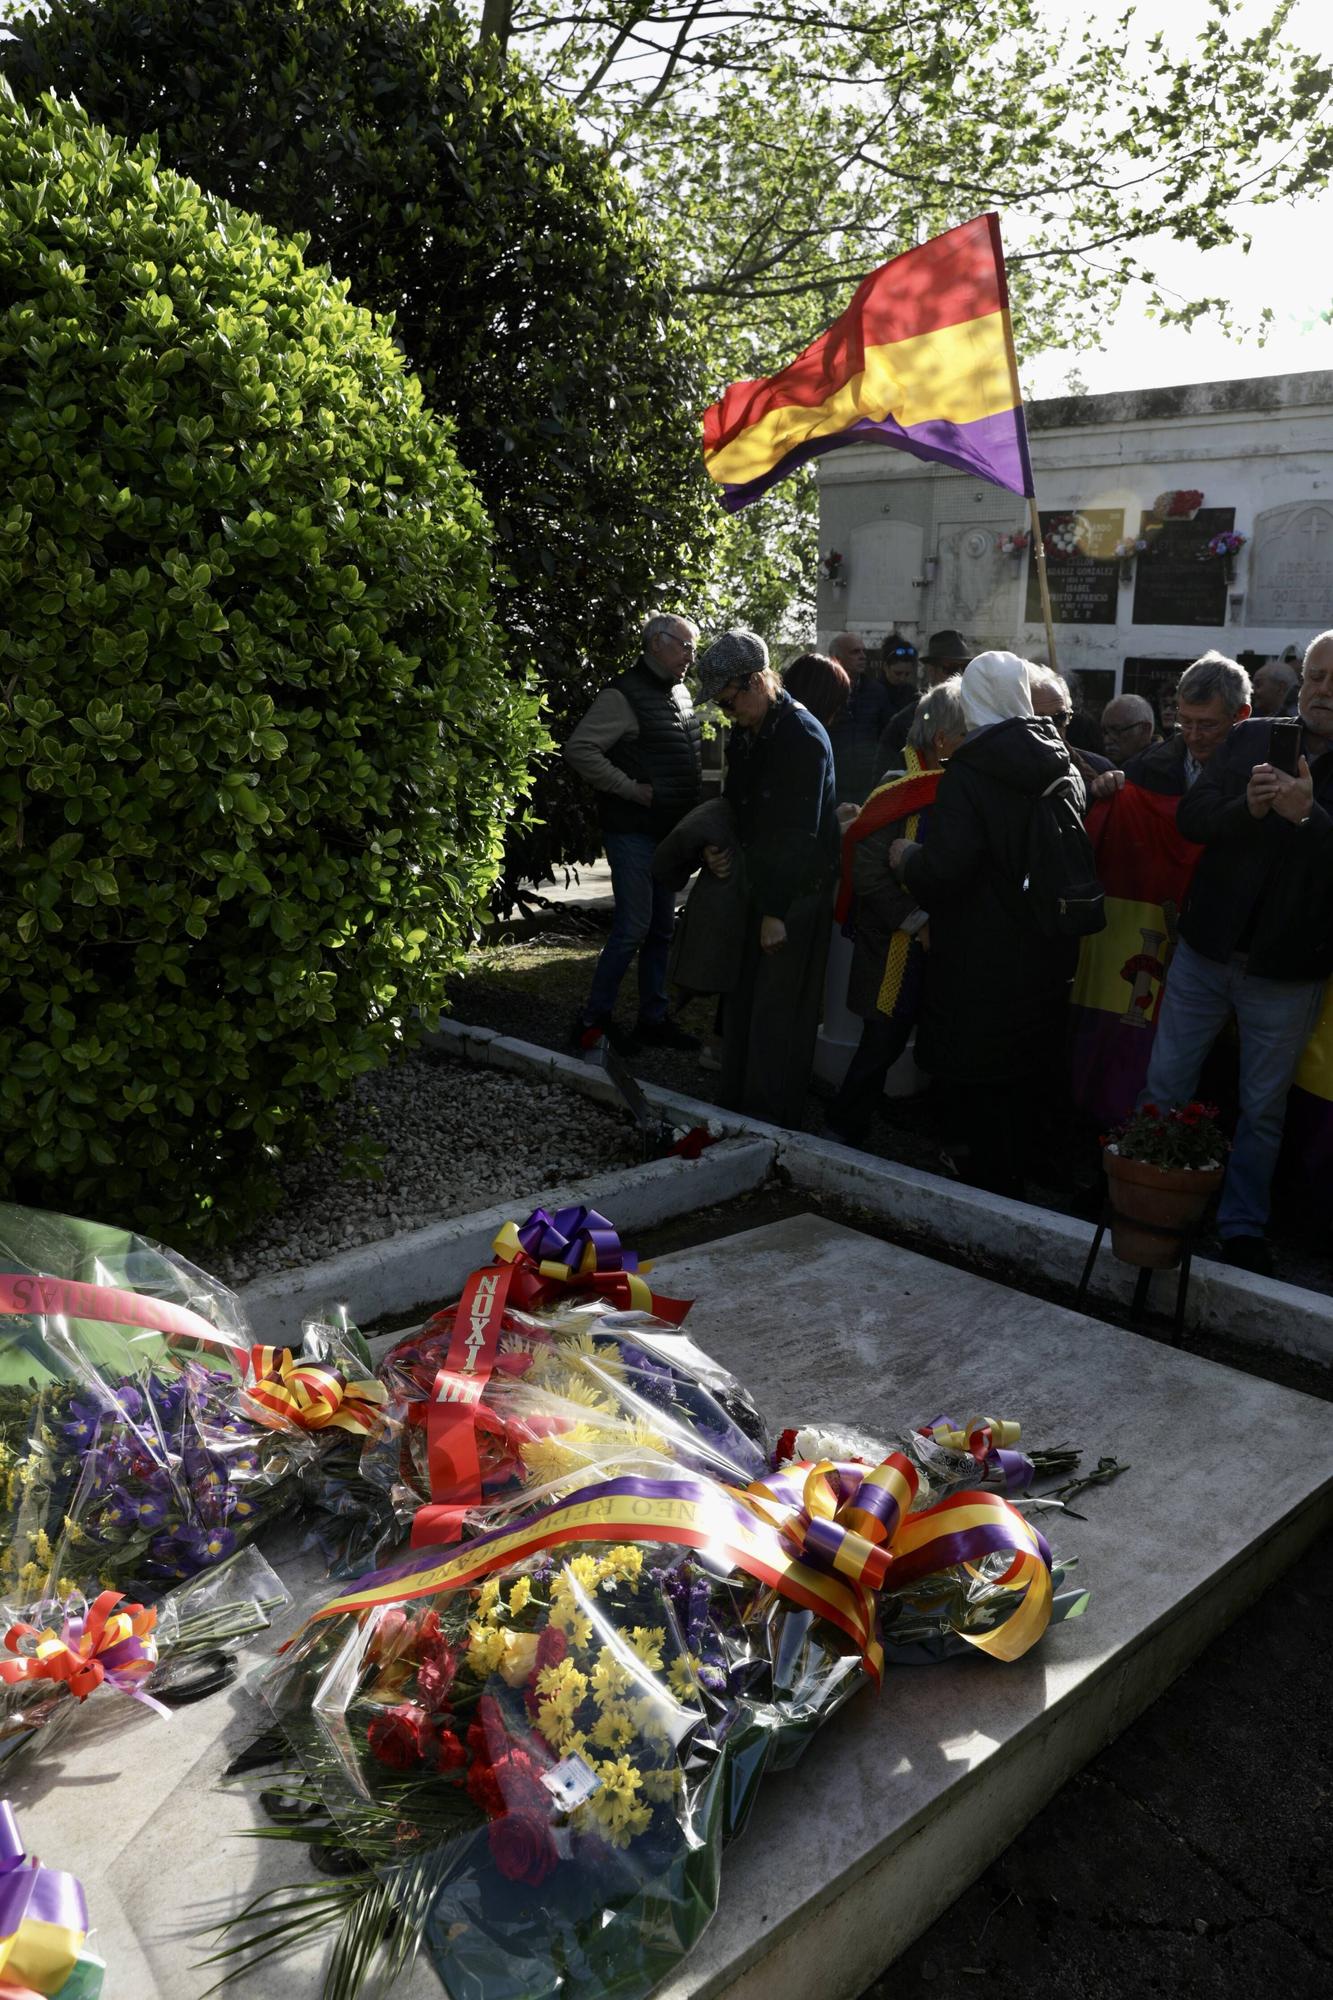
left=564, top=614, right=1333, bottom=1279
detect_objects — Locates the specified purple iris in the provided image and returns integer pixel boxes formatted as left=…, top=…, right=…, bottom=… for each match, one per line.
left=109, top=1383, right=147, bottom=1425
left=89, top=1487, right=139, bottom=1538
left=131, top=1487, right=172, bottom=1531
left=174, top=1524, right=237, bottom=1570
left=60, top=1397, right=104, bottom=1447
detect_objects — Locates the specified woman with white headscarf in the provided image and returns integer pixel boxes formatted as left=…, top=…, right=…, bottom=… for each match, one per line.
left=887, top=651, right=1085, bottom=1198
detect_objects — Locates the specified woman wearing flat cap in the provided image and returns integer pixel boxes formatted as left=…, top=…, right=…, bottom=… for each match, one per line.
left=694, top=630, right=839, bottom=1126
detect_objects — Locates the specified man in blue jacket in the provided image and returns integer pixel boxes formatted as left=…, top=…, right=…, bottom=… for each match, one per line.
left=1141, top=632, right=1333, bottom=1274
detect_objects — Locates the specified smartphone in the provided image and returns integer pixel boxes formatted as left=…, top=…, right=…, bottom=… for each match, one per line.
left=1269, top=717, right=1302, bottom=777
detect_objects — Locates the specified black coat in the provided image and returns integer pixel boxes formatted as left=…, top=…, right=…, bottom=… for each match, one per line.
left=1176, top=717, right=1333, bottom=981
left=900, top=718, right=1080, bottom=1085
left=1123, top=733, right=1190, bottom=798
left=724, top=691, right=839, bottom=918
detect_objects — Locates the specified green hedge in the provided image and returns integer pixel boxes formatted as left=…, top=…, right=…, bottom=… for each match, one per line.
left=2, top=0, right=718, bottom=889
left=0, top=85, right=543, bottom=1240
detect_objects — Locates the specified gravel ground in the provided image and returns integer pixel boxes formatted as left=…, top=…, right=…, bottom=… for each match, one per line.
left=213, top=1044, right=639, bottom=1285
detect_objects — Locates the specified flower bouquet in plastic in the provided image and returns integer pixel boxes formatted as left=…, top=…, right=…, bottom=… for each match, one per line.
left=775, top=1412, right=1089, bottom=1665
left=0, top=1208, right=391, bottom=1621
left=220, top=1431, right=1055, bottom=1998
left=355, top=1207, right=770, bottom=1563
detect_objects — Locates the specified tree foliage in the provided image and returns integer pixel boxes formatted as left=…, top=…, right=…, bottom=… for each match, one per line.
left=0, top=82, right=540, bottom=1240
left=477, top=1, right=1332, bottom=381
left=2, top=0, right=719, bottom=883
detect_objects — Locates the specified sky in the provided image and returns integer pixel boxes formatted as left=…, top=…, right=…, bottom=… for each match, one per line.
left=1021, top=0, right=1333, bottom=400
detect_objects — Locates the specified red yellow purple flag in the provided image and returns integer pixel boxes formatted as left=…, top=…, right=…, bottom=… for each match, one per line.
left=701, top=214, right=1034, bottom=510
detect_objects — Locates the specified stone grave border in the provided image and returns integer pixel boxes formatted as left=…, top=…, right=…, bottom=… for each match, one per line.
left=398, top=1019, right=1332, bottom=1368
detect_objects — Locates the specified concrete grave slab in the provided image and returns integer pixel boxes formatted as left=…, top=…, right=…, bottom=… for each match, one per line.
left=13, top=1214, right=1332, bottom=1999
left=643, top=1215, right=1333, bottom=2000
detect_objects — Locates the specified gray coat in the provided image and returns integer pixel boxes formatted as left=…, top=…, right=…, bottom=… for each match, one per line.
left=653, top=798, right=748, bottom=995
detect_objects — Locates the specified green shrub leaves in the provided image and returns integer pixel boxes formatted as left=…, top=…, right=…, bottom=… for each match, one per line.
left=0, top=85, right=543, bottom=1239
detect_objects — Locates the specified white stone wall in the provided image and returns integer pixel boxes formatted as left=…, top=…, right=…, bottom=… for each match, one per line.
left=815, top=374, right=1333, bottom=694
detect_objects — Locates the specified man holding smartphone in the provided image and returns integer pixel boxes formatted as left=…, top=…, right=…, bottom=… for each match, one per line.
left=1139, top=632, right=1333, bottom=1275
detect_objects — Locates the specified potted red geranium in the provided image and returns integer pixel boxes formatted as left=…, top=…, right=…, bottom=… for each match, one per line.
left=1101, top=1101, right=1228, bottom=1269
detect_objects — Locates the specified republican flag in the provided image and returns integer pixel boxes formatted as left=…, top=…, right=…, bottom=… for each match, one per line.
left=701, top=214, right=1034, bottom=510
left=1069, top=784, right=1333, bottom=1201
left=1068, top=785, right=1202, bottom=1129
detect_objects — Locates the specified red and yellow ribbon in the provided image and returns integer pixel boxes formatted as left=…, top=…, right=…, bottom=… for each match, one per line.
left=245, top=1346, right=387, bottom=1436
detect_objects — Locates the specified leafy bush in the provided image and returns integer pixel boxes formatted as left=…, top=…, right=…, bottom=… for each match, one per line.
left=0, top=84, right=542, bottom=1240
left=2, top=0, right=718, bottom=887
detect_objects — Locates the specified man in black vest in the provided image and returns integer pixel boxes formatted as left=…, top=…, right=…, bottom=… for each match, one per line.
left=565, top=613, right=704, bottom=1053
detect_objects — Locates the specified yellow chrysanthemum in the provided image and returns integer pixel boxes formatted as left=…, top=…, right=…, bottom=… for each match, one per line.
left=640, top=1766, right=683, bottom=1803
left=476, top=1577, right=503, bottom=1621
left=589, top=1703, right=636, bottom=1751
left=668, top=1653, right=703, bottom=1703
left=599, top=1546, right=644, bottom=1585
left=508, top=1575, right=532, bottom=1615
left=535, top=1658, right=588, bottom=1712
left=621, top=1417, right=669, bottom=1456
left=628, top=1696, right=672, bottom=1750
left=591, top=1647, right=635, bottom=1703
left=465, top=1622, right=508, bottom=1675
left=548, top=1600, right=593, bottom=1650
left=519, top=1429, right=599, bottom=1485
left=627, top=1626, right=665, bottom=1674
left=563, top=1555, right=601, bottom=1592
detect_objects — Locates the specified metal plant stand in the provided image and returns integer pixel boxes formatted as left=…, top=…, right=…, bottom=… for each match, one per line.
left=1074, top=1202, right=1212, bottom=1341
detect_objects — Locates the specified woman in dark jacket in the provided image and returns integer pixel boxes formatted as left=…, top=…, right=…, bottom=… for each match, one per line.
left=696, top=631, right=839, bottom=1127
left=890, top=651, right=1083, bottom=1196
left=825, top=677, right=967, bottom=1145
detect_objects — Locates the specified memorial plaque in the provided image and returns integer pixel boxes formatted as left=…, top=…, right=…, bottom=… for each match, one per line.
left=1025, top=508, right=1122, bottom=624
left=1131, top=507, right=1234, bottom=627
left=1247, top=501, right=1333, bottom=627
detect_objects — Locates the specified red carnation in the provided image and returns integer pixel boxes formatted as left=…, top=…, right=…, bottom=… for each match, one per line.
left=366, top=1702, right=427, bottom=1772
left=432, top=1726, right=468, bottom=1774
left=489, top=1810, right=560, bottom=1886
left=534, top=1626, right=568, bottom=1675
left=467, top=1759, right=507, bottom=1820
left=416, top=1650, right=458, bottom=1712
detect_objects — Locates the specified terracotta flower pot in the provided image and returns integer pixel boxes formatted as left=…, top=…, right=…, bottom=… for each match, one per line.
left=1103, top=1150, right=1225, bottom=1270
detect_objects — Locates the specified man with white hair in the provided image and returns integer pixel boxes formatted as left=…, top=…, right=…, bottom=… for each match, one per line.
left=1124, top=652, right=1251, bottom=796
left=1251, top=658, right=1301, bottom=718
left=1100, top=692, right=1157, bottom=768
left=565, top=611, right=703, bottom=1054
left=1140, top=630, right=1333, bottom=1274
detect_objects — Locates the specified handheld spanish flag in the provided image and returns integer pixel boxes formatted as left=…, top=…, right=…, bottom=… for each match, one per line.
left=702, top=214, right=1034, bottom=510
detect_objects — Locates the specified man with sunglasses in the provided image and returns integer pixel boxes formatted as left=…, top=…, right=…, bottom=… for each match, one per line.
left=565, top=612, right=704, bottom=1054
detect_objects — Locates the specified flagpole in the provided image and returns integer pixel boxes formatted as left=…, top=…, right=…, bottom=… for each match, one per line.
left=1027, top=497, right=1059, bottom=673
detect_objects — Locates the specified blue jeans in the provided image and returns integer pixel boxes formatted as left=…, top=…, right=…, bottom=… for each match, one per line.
left=1142, top=937, right=1322, bottom=1239
left=583, top=832, right=675, bottom=1024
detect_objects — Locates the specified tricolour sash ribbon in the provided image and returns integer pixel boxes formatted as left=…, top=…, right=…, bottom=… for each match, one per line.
left=0, top=1591, right=162, bottom=1711
left=245, top=1346, right=387, bottom=1437
left=0, top=1802, right=89, bottom=1998
left=295, top=1455, right=1053, bottom=1683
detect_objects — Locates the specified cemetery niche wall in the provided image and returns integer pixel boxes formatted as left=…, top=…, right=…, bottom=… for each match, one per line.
left=1027, top=509, right=1122, bottom=624
left=815, top=372, right=1333, bottom=693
